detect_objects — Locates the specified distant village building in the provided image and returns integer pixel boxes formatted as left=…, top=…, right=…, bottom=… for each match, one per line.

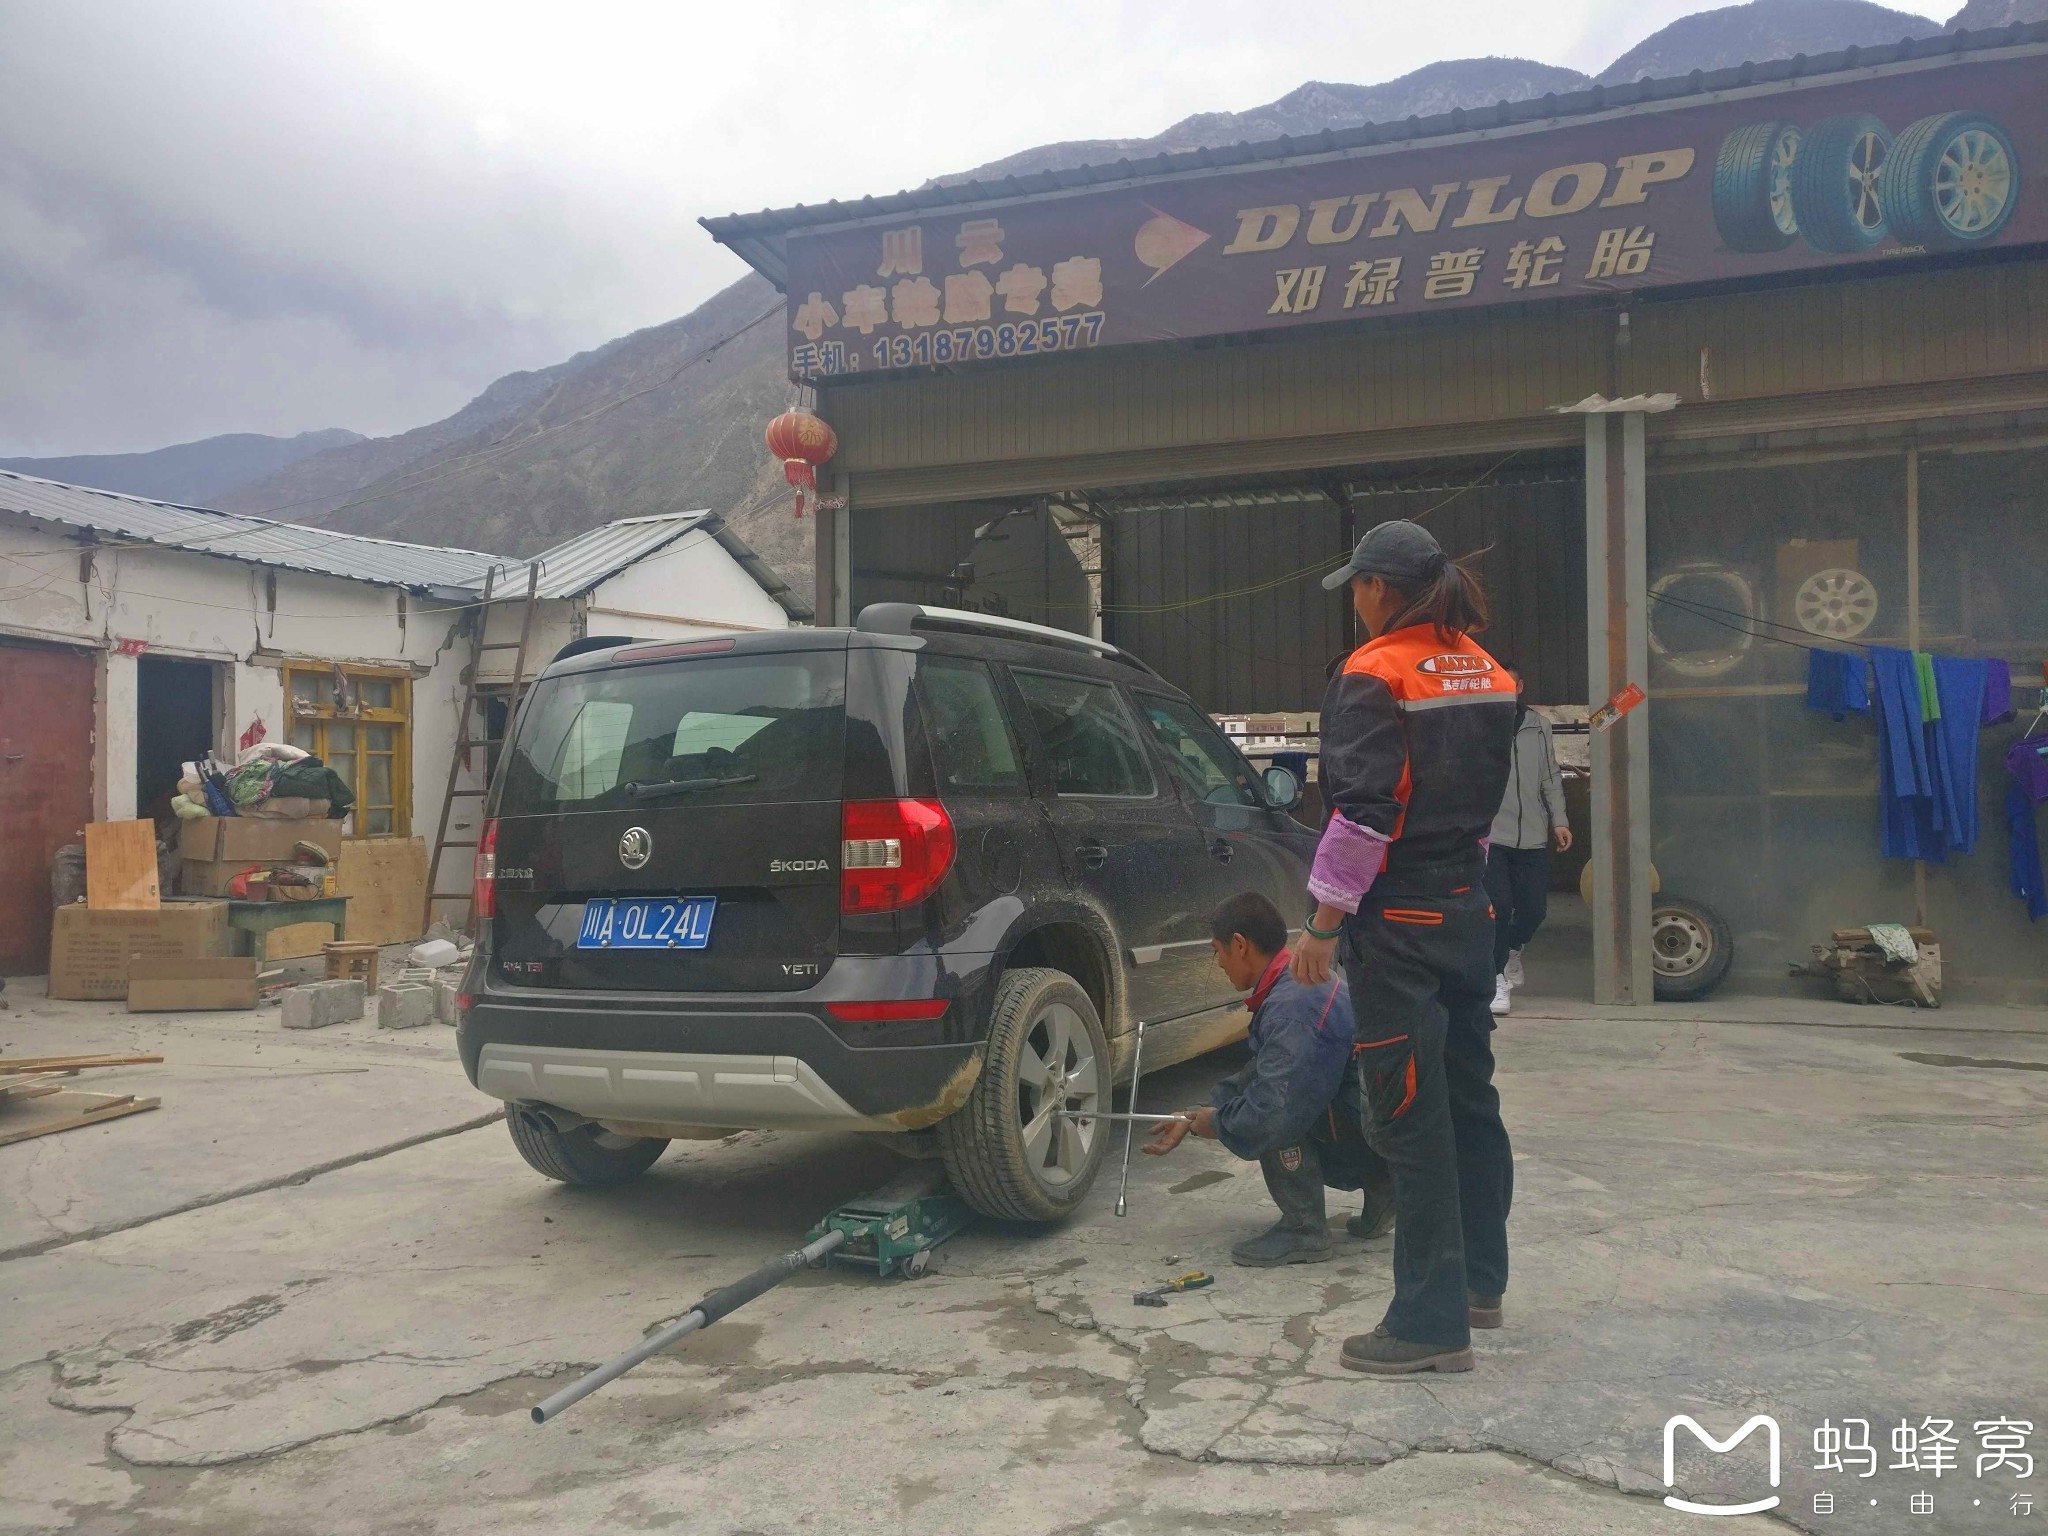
left=0, top=470, right=807, bottom=972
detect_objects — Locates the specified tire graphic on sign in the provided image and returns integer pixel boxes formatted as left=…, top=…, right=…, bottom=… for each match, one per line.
left=1880, top=110, right=2020, bottom=249
left=1790, top=112, right=1893, bottom=253
left=1711, top=120, right=1803, bottom=252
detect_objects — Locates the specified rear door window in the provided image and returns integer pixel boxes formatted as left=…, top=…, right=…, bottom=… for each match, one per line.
left=1137, top=694, right=1264, bottom=807
left=917, top=656, right=1025, bottom=794
left=1011, top=671, right=1156, bottom=798
left=499, top=652, right=846, bottom=814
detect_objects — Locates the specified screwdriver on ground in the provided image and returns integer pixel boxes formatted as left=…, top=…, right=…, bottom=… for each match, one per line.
left=1134, top=1271, right=1214, bottom=1307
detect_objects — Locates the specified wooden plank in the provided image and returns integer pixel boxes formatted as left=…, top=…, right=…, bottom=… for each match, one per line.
left=84, top=820, right=160, bottom=910
left=267, top=835, right=428, bottom=957
left=0, top=1053, right=163, bottom=1074
left=0, top=1074, right=70, bottom=1101
left=0, top=1091, right=161, bottom=1147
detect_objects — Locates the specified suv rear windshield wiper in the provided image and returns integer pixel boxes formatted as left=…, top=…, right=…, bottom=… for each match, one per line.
left=623, top=773, right=759, bottom=801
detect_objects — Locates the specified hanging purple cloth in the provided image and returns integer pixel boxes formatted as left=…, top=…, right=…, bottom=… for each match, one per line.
left=2010, top=738, right=2048, bottom=806
left=1981, top=659, right=2014, bottom=726
left=2009, top=783, right=2048, bottom=922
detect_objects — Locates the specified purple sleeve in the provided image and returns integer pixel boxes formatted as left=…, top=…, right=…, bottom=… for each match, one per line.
left=1307, top=815, right=1391, bottom=914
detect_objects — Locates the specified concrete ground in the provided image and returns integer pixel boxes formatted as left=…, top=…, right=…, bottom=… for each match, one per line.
left=2, top=963, right=2043, bottom=1535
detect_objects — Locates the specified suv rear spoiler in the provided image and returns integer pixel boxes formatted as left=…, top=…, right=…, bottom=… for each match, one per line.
left=856, top=604, right=1159, bottom=675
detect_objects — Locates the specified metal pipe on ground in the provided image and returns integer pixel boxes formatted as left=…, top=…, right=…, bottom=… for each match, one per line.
left=531, top=1228, right=848, bottom=1424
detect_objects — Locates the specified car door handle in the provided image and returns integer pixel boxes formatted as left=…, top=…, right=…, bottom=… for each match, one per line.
left=1075, top=841, right=1108, bottom=870
left=1208, top=838, right=1233, bottom=864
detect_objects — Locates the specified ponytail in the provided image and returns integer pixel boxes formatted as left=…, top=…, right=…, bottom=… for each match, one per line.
left=1383, top=550, right=1491, bottom=641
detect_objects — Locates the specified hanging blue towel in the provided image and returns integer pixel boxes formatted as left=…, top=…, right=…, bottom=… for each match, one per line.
left=1805, top=648, right=1869, bottom=718
left=2009, top=782, right=2048, bottom=922
left=1870, top=646, right=1942, bottom=860
left=1926, top=657, right=1989, bottom=854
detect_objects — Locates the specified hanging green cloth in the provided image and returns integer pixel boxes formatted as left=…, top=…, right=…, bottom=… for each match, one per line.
left=1913, top=652, right=1942, bottom=724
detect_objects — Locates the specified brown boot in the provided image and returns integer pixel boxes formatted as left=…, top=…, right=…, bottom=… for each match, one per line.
left=1339, top=1325, right=1475, bottom=1375
left=1468, top=1290, right=1503, bottom=1329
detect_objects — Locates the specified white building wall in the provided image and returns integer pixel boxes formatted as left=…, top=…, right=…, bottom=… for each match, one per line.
left=0, top=514, right=470, bottom=842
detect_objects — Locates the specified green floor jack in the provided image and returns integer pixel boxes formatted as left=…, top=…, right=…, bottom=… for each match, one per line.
left=530, top=1165, right=974, bottom=1424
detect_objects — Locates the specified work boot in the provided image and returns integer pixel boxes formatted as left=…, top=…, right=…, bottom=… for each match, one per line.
left=1339, top=1325, right=1475, bottom=1375
left=1468, top=1290, right=1504, bottom=1329
left=1504, top=948, right=1525, bottom=988
left=1490, top=974, right=1512, bottom=1016
left=1346, top=1186, right=1396, bottom=1240
left=1231, top=1220, right=1333, bottom=1267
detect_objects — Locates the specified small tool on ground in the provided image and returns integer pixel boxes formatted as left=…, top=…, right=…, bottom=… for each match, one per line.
left=1134, top=1271, right=1214, bottom=1307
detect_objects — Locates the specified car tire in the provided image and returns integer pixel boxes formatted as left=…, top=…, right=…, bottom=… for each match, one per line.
left=1650, top=895, right=1735, bottom=1002
left=1879, top=111, right=2020, bottom=249
left=1712, top=120, right=1803, bottom=252
left=507, top=1107, right=669, bottom=1186
left=938, top=966, right=1109, bottom=1223
left=1790, top=112, right=1893, bottom=253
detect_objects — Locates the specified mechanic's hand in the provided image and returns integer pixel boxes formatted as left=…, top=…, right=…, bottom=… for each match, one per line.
left=1291, top=933, right=1337, bottom=985
left=1186, top=1105, right=1218, bottom=1140
left=1141, top=1116, right=1192, bottom=1156
left=1553, top=826, right=1574, bottom=853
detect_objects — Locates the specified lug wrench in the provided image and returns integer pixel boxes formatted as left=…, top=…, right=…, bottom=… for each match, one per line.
left=1116, top=1019, right=1146, bottom=1217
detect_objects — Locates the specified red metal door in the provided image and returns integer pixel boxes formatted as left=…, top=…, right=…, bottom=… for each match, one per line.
left=0, top=640, right=96, bottom=974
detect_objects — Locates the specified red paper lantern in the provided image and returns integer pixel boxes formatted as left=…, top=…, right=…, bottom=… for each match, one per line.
left=764, top=407, right=838, bottom=518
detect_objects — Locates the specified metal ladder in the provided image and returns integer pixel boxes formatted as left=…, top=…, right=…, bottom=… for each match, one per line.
left=421, top=561, right=541, bottom=934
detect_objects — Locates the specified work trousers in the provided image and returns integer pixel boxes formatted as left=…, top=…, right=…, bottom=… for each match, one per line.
left=1484, top=844, right=1551, bottom=975
left=1342, top=876, right=1515, bottom=1348
left=1261, top=1067, right=1394, bottom=1232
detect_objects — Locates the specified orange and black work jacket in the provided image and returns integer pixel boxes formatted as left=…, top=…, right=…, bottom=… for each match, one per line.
left=1308, top=624, right=1518, bottom=912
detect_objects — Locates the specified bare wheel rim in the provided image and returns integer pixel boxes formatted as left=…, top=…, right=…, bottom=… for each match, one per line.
left=1769, top=126, right=1801, bottom=235
left=1934, top=128, right=2013, bottom=236
left=1014, top=1000, right=1100, bottom=1189
left=1651, top=909, right=1712, bottom=978
left=1848, top=129, right=1887, bottom=233
left=1795, top=568, right=1879, bottom=639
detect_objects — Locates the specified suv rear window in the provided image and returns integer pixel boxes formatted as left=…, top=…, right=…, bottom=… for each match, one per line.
left=499, top=652, right=846, bottom=814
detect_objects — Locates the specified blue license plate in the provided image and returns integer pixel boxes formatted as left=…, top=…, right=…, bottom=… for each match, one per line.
left=577, top=896, right=718, bottom=950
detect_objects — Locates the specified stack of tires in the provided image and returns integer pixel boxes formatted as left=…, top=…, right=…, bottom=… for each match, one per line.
left=1712, top=109, right=2019, bottom=255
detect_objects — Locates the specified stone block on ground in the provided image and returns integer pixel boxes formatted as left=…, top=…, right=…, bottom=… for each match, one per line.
left=433, top=978, right=461, bottom=1026
left=281, top=979, right=365, bottom=1031
left=375, top=982, right=435, bottom=1030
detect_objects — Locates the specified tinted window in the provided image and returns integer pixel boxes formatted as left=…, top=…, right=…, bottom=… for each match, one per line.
left=1138, top=694, right=1264, bottom=807
left=1012, top=671, right=1155, bottom=798
left=500, top=653, right=845, bottom=813
left=918, top=656, right=1024, bottom=793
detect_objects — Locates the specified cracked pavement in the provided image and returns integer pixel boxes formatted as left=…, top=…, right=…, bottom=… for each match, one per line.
left=2, top=978, right=2043, bottom=1534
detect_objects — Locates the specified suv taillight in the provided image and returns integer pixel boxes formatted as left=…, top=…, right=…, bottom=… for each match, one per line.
left=472, top=818, right=499, bottom=921
left=841, top=799, right=954, bottom=914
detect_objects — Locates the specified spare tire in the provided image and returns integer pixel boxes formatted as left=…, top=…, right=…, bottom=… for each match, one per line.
left=1712, top=120, right=1803, bottom=252
left=1650, top=895, right=1735, bottom=1002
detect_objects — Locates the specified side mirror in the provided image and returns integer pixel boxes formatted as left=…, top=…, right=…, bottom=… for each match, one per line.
left=1262, top=765, right=1302, bottom=810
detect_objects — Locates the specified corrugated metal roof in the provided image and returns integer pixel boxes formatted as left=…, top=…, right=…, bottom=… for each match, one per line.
left=488, top=510, right=813, bottom=621
left=704, top=23, right=2048, bottom=289
left=0, top=468, right=502, bottom=596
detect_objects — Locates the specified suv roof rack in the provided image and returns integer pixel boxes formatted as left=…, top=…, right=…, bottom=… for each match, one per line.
left=855, top=603, right=1155, bottom=672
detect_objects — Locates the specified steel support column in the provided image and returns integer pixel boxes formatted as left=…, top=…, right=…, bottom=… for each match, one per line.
left=1584, top=410, right=1653, bottom=1005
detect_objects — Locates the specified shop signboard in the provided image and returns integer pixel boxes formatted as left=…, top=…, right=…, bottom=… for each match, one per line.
left=778, top=50, right=2045, bottom=378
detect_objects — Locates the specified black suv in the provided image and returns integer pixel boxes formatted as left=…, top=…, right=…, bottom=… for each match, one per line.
left=457, top=604, right=1316, bottom=1221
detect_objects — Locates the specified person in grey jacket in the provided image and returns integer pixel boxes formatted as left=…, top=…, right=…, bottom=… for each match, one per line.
left=1485, top=667, right=1572, bottom=1015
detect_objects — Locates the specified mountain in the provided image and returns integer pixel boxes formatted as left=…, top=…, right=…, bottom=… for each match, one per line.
left=941, top=58, right=1595, bottom=185
left=1598, top=0, right=1940, bottom=82
left=1945, top=0, right=2048, bottom=25
left=0, top=428, right=361, bottom=505
left=169, top=0, right=1978, bottom=609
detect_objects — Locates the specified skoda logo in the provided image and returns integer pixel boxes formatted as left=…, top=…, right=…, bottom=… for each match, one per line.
left=618, top=827, right=653, bottom=869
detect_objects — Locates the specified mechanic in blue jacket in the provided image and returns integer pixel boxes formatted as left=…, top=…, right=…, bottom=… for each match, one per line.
left=1143, top=892, right=1394, bottom=1266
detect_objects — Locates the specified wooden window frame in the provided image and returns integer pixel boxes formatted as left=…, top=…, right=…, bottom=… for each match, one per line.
left=284, top=662, right=411, bottom=838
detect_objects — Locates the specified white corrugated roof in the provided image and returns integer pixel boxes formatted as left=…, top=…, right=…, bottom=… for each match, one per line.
left=509, top=510, right=715, bottom=599
left=0, top=469, right=502, bottom=596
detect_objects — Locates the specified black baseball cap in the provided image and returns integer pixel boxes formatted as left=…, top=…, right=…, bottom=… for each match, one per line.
left=1321, top=519, right=1447, bottom=590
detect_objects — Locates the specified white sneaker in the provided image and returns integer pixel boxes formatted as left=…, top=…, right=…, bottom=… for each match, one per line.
left=1490, top=975, right=1512, bottom=1016
left=1504, top=949, right=1525, bottom=988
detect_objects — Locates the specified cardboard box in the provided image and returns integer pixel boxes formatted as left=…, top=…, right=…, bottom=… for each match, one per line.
left=178, top=818, right=343, bottom=865
left=48, top=902, right=230, bottom=1001
left=126, top=956, right=259, bottom=1012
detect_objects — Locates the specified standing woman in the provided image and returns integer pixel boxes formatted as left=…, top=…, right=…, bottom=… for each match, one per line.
left=1290, top=520, right=1518, bottom=1376
left=1486, top=664, right=1574, bottom=1017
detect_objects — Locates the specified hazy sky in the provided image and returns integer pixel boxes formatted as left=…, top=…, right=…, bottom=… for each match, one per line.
left=0, top=0, right=1949, bottom=457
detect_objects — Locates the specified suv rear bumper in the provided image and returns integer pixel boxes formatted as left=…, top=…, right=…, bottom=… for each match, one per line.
left=459, top=978, right=988, bottom=1133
